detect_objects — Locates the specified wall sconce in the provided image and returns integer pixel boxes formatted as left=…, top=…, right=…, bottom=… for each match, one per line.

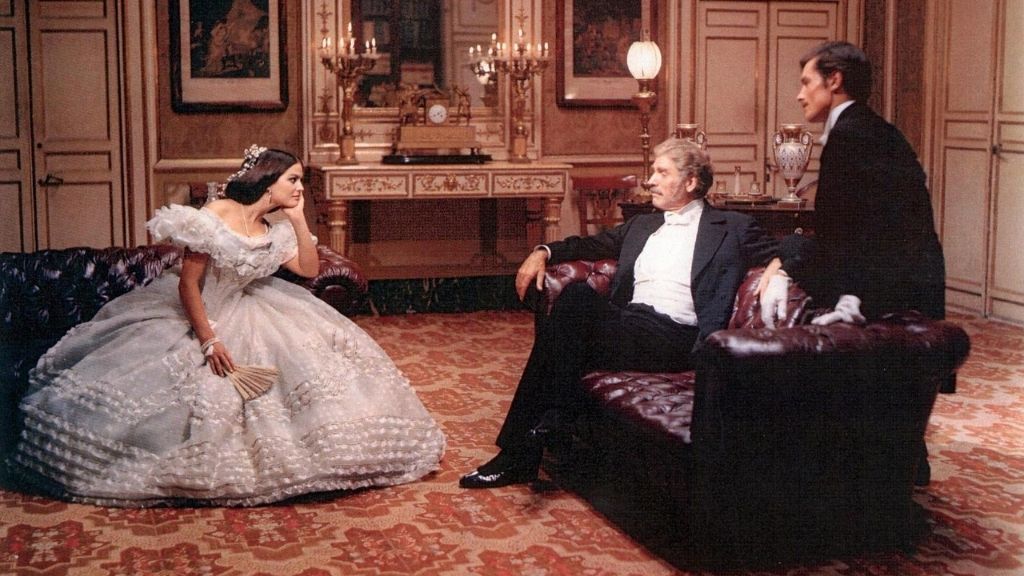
left=627, top=32, right=662, bottom=201
left=473, top=30, right=550, bottom=163
left=319, top=23, right=379, bottom=164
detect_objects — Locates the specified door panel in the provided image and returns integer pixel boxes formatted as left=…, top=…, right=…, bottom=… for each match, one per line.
left=941, top=147, right=990, bottom=294
left=935, top=0, right=997, bottom=312
left=766, top=1, right=837, bottom=196
left=0, top=3, right=33, bottom=251
left=696, top=1, right=837, bottom=197
left=30, top=0, right=124, bottom=249
left=696, top=2, right=766, bottom=193
left=989, top=0, right=1024, bottom=321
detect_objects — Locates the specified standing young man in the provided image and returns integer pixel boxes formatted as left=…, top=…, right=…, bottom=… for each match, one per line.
left=781, top=41, right=945, bottom=325
left=778, top=41, right=946, bottom=486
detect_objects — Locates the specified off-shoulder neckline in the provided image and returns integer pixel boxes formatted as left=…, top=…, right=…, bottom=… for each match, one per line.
left=199, top=206, right=271, bottom=240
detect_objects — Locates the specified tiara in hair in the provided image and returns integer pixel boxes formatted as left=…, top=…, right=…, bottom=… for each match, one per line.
left=227, top=144, right=268, bottom=182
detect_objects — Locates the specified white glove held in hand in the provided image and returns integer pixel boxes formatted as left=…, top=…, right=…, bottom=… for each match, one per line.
left=759, top=274, right=791, bottom=328
left=811, top=294, right=866, bottom=326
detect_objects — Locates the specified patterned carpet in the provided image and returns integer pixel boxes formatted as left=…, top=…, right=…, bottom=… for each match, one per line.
left=1, top=310, right=1022, bottom=575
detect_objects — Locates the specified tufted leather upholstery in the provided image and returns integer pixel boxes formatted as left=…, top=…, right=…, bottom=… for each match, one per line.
left=582, top=370, right=696, bottom=444
left=534, top=259, right=971, bottom=565
left=0, top=244, right=367, bottom=398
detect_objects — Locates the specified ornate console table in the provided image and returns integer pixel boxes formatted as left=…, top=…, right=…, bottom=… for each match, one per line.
left=309, top=162, right=571, bottom=276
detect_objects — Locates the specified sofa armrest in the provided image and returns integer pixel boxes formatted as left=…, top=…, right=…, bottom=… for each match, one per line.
left=274, top=245, right=368, bottom=316
left=527, top=259, right=618, bottom=314
left=728, top=267, right=812, bottom=329
left=687, top=313, right=971, bottom=558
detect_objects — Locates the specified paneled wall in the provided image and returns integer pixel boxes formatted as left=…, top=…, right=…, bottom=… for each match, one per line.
left=0, top=0, right=31, bottom=252
left=930, top=0, right=1024, bottom=323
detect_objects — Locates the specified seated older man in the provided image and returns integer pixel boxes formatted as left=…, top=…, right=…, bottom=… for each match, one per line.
left=460, top=138, right=787, bottom=489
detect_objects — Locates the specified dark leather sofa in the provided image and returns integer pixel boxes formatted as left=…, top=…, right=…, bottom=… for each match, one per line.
left=534, top=259, right=971, bottom=566
left=0, top=244, right=367, bottom=448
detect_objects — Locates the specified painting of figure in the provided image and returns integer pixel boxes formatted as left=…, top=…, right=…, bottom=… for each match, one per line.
left=189, top=0, right=271, bottom=78
left=571, top=1, right=642, bottom=78
left=171, top=0, right=286, bottom=111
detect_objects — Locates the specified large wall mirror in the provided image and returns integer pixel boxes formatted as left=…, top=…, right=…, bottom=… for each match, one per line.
left=351, top=0, right=501, bottom=110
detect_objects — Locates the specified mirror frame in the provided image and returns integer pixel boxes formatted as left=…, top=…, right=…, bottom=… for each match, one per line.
left=307, top=0, right=548, bottom=165
left=348, top=0, right=500, bottom=112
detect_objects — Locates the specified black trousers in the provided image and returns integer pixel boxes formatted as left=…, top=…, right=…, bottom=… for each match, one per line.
left=495, top=283, right=700, bottom=452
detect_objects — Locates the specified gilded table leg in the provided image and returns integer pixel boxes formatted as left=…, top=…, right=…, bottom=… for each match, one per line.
left=326, top=200, right=349, bottom=255
left=543, top=195, right=563, bottom=243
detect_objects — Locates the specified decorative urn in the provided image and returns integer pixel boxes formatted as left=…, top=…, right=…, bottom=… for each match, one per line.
left=772, top=124, right=814, bottom=205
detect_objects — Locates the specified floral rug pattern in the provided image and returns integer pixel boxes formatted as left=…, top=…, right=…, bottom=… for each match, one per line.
left=1, top=311, right=1021, bottom=575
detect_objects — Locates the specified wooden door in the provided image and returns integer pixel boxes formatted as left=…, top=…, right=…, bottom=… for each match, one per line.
left=989, top=0, right=1024, bottom=321
left=932, top=0, right=1024, bottom=322
left=29, top=0, right=125, bottom=249
left=695, top=1, right=838, bottom=198
left=933, top=0, right=998, bottom=313
left=764, top=1, right=837, bottom=197
left=0, top=0, right=33, bottom=252
left=696, top=1, right=768, bottom=196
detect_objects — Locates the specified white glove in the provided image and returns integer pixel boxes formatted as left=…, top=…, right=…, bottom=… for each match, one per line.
left=811, top=294, right=867, bottom=326
left=759, top=274, right=790, bottom=328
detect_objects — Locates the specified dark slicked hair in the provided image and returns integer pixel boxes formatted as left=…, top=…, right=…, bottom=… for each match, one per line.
left=800, top=41, right=873, bottom=102
left=224, top=148, right=301, bottom=205
left=651, top=138, right=714, bottom=198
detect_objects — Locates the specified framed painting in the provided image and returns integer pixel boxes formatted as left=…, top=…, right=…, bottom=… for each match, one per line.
left=555, top=0, right=656, bottom=108
left=169, top=0, right=288, bottom=112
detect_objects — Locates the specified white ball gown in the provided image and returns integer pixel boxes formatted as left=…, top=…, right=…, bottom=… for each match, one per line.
left=8, top=205, right=445, bottom=506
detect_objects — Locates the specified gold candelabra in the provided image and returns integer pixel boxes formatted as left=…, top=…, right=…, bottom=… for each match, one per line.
left=319, top=25, right=379, bottom=164
left=472, top=30, right=549, bottom=163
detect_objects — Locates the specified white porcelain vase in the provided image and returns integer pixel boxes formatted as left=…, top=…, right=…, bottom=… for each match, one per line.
left=772, top=124, right=814, bottom=204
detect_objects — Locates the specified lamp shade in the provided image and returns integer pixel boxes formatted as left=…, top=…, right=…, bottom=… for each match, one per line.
left=627, top=40, right=662, bottom=80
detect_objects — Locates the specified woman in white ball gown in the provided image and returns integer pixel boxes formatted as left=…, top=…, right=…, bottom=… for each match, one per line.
left=9, top=146, right=445, bottom=506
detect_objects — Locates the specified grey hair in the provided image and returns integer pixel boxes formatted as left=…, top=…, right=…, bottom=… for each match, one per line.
left=651, top=138, right=714, bottom=198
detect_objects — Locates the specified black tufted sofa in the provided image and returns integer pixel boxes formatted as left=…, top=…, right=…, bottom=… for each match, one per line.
left=0, top=244, right=367, bottom=446
left=533, top=260, right=971, bottom=567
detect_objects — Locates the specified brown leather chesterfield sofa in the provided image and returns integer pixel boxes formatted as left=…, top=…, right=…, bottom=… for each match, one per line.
left=0, top=244, right=367, bottom=446
left=533, top=259, right=971, bottom=567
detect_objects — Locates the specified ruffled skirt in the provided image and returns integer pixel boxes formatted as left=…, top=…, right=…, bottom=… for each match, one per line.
left=9, top=275, right=445, bottom=507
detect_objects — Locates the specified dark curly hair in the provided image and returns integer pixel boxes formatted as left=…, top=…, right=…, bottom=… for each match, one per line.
left=800, top=41, right=873, bottom=103
left=223, top=148, right=302, bottom=205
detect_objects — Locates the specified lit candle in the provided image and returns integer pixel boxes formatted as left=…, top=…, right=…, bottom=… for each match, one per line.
left=320, top=36, right=331, bottom=59
left=371, top=37, right=376, bottom=53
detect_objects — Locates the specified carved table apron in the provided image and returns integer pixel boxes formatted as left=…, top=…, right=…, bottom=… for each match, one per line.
left=310, top=162, right=570, bottom=267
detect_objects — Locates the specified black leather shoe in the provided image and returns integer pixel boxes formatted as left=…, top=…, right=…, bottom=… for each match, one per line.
left=459, top=450, right=540, bottom=489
